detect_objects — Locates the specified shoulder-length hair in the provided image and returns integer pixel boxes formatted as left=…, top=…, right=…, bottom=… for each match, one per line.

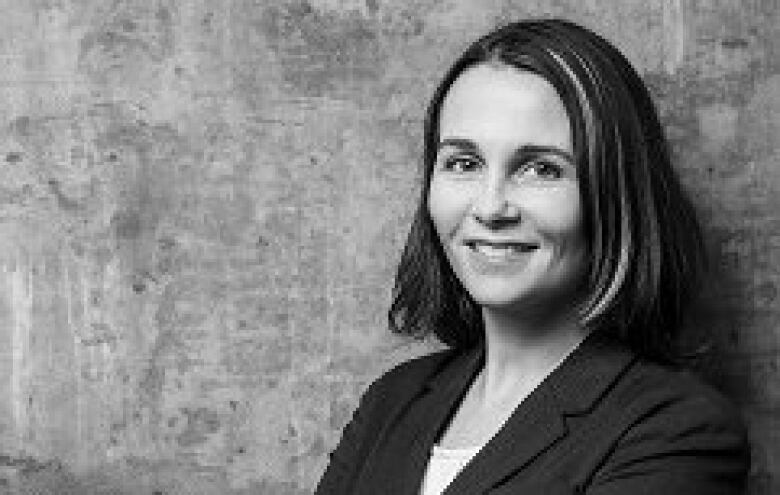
left=388, top=19, right=706, bottom=363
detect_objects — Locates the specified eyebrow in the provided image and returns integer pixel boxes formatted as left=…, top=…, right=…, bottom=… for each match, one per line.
left=437, top=137, right=575, bottom=163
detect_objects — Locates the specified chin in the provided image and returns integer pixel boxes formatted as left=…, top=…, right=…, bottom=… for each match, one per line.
left=465, top=281, right=537, bottom=310
left=464, top=277, right=585, bottom=317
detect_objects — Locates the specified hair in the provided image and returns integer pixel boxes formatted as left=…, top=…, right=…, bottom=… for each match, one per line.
left=388, top=18, right=706, bottom=363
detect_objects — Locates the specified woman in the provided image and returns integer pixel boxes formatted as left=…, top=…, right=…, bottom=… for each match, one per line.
left=316, top=19, right=749, bottom=494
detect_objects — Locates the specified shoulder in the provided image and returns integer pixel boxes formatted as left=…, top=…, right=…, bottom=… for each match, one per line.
left=337, top=346, right=463, bottom=437
left=591, top=355, right=750, bottom=490
left=368, top=346, right=462, bottom=396
left=616, top=357, right=747, bottom=434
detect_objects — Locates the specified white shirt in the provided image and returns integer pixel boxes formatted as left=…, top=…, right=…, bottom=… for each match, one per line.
left=419, top=444, right=481, bottom=495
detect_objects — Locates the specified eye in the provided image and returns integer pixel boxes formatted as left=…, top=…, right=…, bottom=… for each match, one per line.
left=517, top=158, right=564, bottom=180
left=441, top=154, right=482, bottom=173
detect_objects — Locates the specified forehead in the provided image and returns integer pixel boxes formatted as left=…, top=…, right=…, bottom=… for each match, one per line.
left=438, top=64, right=572, bottom=152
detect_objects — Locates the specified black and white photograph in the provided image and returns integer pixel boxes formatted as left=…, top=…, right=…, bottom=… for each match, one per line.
left=0, top=1, right=776, bottom=494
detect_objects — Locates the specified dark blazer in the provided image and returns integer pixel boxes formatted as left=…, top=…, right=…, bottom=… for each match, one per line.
left=315, top=331, right=750, bottom=494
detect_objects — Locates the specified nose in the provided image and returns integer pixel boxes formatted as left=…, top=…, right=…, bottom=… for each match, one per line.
left=470, top=176, right=520, bottom=226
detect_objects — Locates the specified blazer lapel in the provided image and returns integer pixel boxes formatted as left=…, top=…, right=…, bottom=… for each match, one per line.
left=443, top=331, right=637, bottom=495
left=353, top=346, right=484, bottom=495
left=441, top=374, right=568, bottom=495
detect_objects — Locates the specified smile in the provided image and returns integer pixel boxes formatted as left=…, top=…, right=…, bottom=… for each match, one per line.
left=464, top=240, right=539, bottom=261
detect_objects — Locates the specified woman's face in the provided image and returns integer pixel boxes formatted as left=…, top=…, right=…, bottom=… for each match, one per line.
left=428, top=64, right=588, bottom=316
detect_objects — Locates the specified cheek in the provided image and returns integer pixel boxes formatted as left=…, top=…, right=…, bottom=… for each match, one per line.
left=427, top=179, right=472, bottom=238
left=522, top=188, right=585, bottom=248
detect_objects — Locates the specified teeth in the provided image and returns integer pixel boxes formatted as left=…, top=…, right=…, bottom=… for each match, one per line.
left=475, top=244, right=513, bottom=258
left=470, top=242, right=536, bottom=257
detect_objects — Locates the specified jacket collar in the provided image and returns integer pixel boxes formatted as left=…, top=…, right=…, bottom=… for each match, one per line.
left=425, top=329, right=636, bottom=414
left=424, top=330, right=637, bottom=495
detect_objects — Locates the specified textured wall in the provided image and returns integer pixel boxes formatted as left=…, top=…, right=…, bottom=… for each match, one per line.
left=0, top=0, right=777, bottom=494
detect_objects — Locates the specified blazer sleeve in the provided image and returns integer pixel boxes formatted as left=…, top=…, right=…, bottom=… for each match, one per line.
left=587, top=392, right=750, bottom=495
left=314, top=375, right=386, bottom=495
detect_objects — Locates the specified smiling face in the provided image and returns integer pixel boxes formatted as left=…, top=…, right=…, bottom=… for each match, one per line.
left=428, top=63, right=588, bottom=318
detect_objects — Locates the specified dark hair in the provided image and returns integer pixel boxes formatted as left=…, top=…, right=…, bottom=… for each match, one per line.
left=388, top=18, right=706, bottom=363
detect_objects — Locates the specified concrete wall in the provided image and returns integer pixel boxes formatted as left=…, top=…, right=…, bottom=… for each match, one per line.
left=0, top=1, right=777, bottom=493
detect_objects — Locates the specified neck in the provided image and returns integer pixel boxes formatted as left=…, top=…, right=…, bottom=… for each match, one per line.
left=475, top=305, right=590, bottom=401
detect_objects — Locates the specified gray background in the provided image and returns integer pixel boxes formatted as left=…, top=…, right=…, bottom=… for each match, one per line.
left=0, top=0, right=777, bottom=493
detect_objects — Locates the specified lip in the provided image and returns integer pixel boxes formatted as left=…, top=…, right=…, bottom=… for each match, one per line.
left=460, top=239, right=538, bottom=274
left=463, top=238, right=540, bottom=250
